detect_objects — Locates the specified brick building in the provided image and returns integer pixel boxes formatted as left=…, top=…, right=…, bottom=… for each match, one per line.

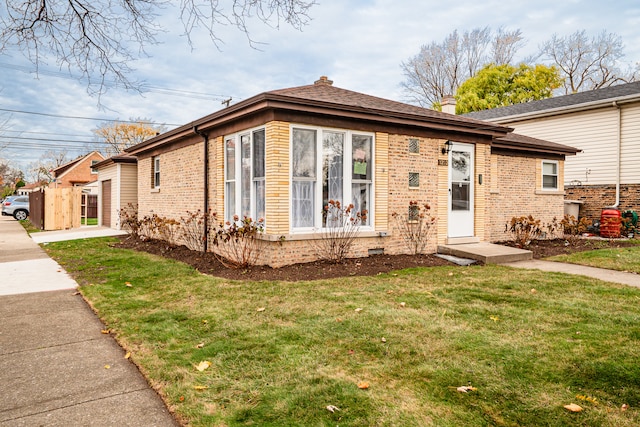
left=124, top=77, right=578, bottom=266
left=52, top=151, right=105, bottom=189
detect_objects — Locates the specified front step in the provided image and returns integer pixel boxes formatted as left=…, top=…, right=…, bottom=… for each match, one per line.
left=437, top=242, right=532, bottom=264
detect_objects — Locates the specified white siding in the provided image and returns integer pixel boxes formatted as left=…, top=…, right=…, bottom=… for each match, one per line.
left=621, top=104, right=640, bottom=183
left=118, top=164, right=138, bottom=229
left=506, top=107, right=620, bottom=185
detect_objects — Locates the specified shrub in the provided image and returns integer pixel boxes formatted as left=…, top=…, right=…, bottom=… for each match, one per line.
left=213, top=215, right=266, bottom=269
left=118, top=203, right=141, bottom=238
left=560, top=214, right=590, bottom=245
left=391, top=201, right=436, bottom=254
left=312, top=200, right=367, bottom=263
left=505, top=215, right=543, bottom=247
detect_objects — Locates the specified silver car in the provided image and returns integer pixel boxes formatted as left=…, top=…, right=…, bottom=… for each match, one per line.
left=2, top=196, right=30, bottom=220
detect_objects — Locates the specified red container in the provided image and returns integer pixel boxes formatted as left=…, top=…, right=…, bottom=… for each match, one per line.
left=600, top=209, right=621, bottom=238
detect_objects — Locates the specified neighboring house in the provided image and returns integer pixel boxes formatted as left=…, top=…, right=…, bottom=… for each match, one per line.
left=465, top=82, right=640, bottom=220
left=17, top=182, right=44, bottom=195
left=52, top=151, right=105, bottom=188
left=93, top=155, right=138, bottom=229
left=124, top=77, right=577, bottom=267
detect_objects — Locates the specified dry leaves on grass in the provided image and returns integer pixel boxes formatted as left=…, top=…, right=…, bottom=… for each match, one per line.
left=357, top=381, right=370, bottom=389
left=326, top=405, right=340, bottom=413
left=564, top=403, right=583, bottom=412
left=195, top=360, right=211, bottom=371
left=456, top=385, right=477, bottom=393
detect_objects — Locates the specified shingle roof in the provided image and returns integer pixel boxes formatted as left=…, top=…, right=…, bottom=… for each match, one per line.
left=464, top=81, right=640, bottom=121
left=495, top=132, right=579, bottom=155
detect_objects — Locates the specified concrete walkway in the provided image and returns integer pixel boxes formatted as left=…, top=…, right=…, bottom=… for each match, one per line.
left=0, top=216, right=177, bottom=426
left=503, top=259, right=640, bottom=288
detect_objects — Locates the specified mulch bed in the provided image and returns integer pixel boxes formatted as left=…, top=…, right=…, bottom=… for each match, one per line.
left=114, top=236, right=638, bottom=282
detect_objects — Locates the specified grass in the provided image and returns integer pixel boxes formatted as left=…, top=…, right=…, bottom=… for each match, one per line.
left=45, top=237, right=640, bottom=426
left=549, top=241, right=640, bottom=273
left=81, top=217, right=99, bottom=226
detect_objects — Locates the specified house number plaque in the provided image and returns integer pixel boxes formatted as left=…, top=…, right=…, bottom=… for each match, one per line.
left=438, top=159, right=448, bottom=166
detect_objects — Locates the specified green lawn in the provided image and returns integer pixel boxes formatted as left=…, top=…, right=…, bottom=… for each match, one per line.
left=81, top=217, right=99, bottom=226
left=45, top=238, right=640, bottom=426
left=549, top=242, right=640, bottom=274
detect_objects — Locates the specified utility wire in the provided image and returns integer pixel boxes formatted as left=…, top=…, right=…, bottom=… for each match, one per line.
left=0, top=107, right=181, bottom=127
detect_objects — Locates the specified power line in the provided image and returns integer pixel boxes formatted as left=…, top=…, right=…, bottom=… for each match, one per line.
left=0, top=107, right=181, bottom=126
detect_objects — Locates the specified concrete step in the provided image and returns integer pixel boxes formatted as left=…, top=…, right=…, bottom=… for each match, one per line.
left=437, top=242, right=532, bottom=264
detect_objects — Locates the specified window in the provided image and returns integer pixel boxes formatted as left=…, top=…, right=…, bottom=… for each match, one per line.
left=409, top=172, right=420, bottom=188
left=542, top=161, right=558, bottom=190
left=91, top=160, right=99, bottom=174
left=291, top=126, right=373, bottom=230
left=153, top=156, right=160, bottom=188
left=409, top=138, right=420, bottom=154
left=224, top=128, right=266, bottom=223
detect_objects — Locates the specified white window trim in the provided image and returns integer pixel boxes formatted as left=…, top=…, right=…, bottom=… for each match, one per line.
left=224, top=126, right=266, bottom=225
left=289, top=124, right=375, bottom=234
left=541, top=160, right=559, bottom=191
left=153, top=156, right=160, bottom=189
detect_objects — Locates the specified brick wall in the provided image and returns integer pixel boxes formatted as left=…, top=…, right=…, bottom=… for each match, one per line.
left=137, top=143, right=205, bottom=219
left=56, top=152, right=104, bottom=188
left=565, top=184, right=640, bottom=221
left=488, top=154, right=565, bottom=241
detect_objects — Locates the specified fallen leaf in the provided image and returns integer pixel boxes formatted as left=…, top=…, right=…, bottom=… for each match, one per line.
left=125, top=282, right=132, bottom=287
left=530, top=288, right=537, bottom=293
left=104, top=365, right=111, bottom=369
left=326, top=405, right=340, bottom=413
left=196, top=342, right=205, bottom=349
left=355, top=307, right=363, bottom=312
left=490, top=315, right=500, bottom=322
left=124, top=352, right=131, bottom=359
left=257, top=307, right=266, bottom=312
left=195, top=360, right=212, bottom=371
left=386, top=290, right=394, bottom=294
left=621, top=404, right=629, bottom=411
left=336, top=318, right=343, bottom=322
left=448, top=272, right=454, bottom=276
left=456, top=385, right=477, bottom=393
left=179, top=396, right=185, bottom=401
left=202, top=319, right=208, bottom=324
left=357, top=381, right=370, bottom=389
left=564, top=403, right=583, bottom=412
left=348, top=349, right=355, bottom=355
left=193, top=385, right=209, bottom=391
left=381, top=337, right=387, bottom=343
left=399, top=302, right=406, bottom=308
left=101, top=329, right=110, bottom=334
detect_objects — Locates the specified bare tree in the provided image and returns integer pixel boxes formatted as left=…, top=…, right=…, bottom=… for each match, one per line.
left=0, top=0, right=316, bottom=96
left=539, top=30, right=638, bottom=94
left=401, top=27, right=525, bottom=108
left=492, top=28, right=525, bottom=65
left=26, top=150, right=69, bottom=184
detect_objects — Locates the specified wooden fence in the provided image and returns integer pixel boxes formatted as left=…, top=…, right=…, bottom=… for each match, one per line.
left=45, top=187, right=82, bottom=230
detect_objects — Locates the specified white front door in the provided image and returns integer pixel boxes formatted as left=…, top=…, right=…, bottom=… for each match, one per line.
left=448, top=142, right=474, bottom=238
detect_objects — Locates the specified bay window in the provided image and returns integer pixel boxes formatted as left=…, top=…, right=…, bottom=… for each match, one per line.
left=225, top=128, right=266, bottom=223
left=291, top=126, right=373, bottom=231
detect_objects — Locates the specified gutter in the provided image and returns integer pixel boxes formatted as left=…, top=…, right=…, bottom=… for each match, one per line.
left=193, top=126, right=210, bottom=251
left=609, top=101, right=621, bottom=208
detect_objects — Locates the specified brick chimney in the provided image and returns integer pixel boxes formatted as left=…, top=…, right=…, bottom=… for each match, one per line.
left=441, top=95, right=456, bottom=115
left=314, top=76, right=333, bottom=86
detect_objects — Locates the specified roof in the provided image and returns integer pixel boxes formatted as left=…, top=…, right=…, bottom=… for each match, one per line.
left=53, top=151, right=105, bottom=177
left=126, top=77, right=512, bottom=156
left=125, top=76, right=577, bottom=156
left=93, top=154, right=137, bottom=169
left=495, top=132, right=579, bottom=155
left=464, top=81, right=640, bottom=121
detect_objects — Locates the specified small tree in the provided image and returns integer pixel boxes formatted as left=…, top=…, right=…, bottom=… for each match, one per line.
left=391, top=201, right=436, bottom=254
left=312, top=200, right=367, bottom=263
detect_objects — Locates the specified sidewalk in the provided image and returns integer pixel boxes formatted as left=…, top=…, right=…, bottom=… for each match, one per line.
left=0, top=217, right=177, bottom=426
left=502, top=259, right=640, bottom=288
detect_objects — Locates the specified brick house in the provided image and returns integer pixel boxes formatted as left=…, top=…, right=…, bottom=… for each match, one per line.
left=466, top=82, right=640, bottom=221
left=52, top=151, right=105, bottom=188
left=125, top=77, right=578, bottom=266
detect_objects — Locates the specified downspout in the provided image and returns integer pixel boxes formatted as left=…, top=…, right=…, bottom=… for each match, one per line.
left=609, top=101, right=621, bottom=208
left=193, top=126, right=210, bottom=251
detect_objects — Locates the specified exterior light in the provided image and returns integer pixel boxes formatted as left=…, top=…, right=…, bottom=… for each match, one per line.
left=442, top=140, right=452, bottom=155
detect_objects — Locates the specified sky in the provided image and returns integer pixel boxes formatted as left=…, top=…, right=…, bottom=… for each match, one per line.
left=1, top=0, right=640, bottom=176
